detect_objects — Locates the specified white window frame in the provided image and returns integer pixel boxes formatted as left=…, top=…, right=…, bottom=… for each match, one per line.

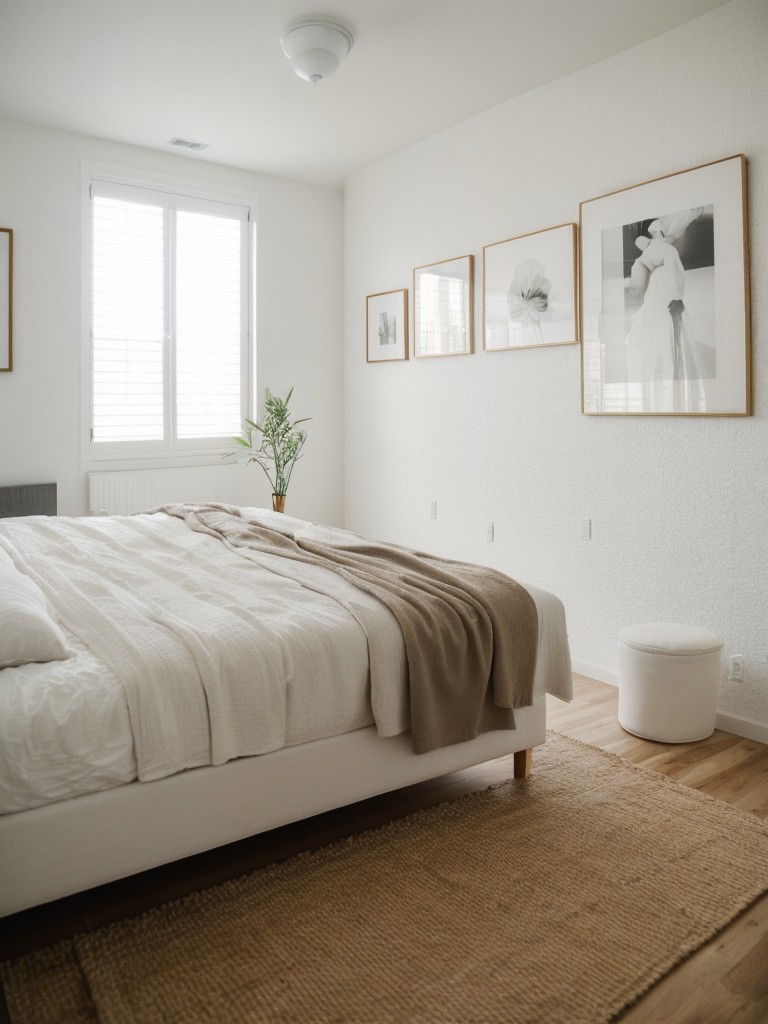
left=81, top=163, right=255, bottom=470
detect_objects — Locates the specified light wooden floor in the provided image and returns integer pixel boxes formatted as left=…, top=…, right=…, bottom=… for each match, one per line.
left=1, top=674, right=767, bottom=1023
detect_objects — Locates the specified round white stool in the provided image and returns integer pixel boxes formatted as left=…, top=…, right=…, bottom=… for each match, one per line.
left=618, top=623, right=724, bottom=743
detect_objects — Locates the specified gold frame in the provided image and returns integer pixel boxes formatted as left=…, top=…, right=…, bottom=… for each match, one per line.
left=366, top=288, right=409, bottom=363
left=0, top=228, right=12, bottom=373
left=483, top=223, right=578, bottom=352
left=413, top=254, right=474, bottom=358
left=581, top=152, right=749, bottom=415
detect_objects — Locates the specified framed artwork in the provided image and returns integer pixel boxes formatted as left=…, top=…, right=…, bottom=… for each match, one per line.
left=413, top=255, right=474, bottom=357
left=366, top=288, right=408, bottom=362
left=483, top=223, right=577, bottom=351
left=580, top=154, right=750, bottom=416
left=0, top=228, right=12, bottom=373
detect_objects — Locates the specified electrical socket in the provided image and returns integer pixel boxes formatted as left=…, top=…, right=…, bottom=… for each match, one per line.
left=729, top=654, right=744, bottom=681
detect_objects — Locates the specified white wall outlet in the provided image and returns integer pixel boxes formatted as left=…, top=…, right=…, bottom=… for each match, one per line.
left=581, top=517, right=592, bottom=540
left=487, top=521, right=494, bottom=543
left=728, top=654, right=744, bottom=681
left=430, top=500, right=437, bottom=520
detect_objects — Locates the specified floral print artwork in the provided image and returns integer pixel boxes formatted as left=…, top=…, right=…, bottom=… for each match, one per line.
left=507, top=258, right=551, bottom=346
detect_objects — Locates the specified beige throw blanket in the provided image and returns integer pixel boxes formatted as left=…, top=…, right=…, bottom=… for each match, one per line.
left=155, top=504, right=538, bottom=754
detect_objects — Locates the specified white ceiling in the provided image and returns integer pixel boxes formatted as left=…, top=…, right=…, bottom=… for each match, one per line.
left=0, top=0, right=731, bottom=189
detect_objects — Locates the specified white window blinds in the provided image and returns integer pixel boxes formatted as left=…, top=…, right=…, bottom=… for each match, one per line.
left=175, top=204, right=244, bottom=439
left=89, top=180, right=250, bottom=453
left=91, top=187, right=165, bottom=443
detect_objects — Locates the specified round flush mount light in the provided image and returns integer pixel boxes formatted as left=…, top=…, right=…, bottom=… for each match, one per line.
left=280, top=19, right=354, bottom=84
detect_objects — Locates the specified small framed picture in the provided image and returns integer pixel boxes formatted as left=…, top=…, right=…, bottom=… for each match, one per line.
left=483, top=223, right=577, bottom=351
left=0, top=228, right=12, bottom=373
left=413, top=255, right=474, bottom=357
left=580, top=154, right=751, bottom=416
left=366, top=288, right=408, bottom=362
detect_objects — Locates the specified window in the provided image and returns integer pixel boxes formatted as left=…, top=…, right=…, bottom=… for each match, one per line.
left=88, top=178, right=251, bottom=458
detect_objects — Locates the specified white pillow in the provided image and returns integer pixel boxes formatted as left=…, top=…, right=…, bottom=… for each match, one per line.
left=0, top=560, right=73, bottom=669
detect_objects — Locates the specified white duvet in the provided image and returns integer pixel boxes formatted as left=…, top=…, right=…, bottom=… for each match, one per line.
left=0, top=510, right=571, bottom=814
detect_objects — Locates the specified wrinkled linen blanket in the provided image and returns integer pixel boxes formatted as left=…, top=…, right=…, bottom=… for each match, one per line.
left=0, top=509, right=571, bottom=792
left=153, top=504, right=539, bottom=756
left=0, top=514, right=384, bottom=784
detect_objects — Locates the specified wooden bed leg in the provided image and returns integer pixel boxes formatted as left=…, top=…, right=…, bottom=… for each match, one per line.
left=513, top=747, right=532, bottom=780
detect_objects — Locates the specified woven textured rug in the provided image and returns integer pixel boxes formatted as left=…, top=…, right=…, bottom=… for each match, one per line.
left=4, top=732, right=768, bottom=1024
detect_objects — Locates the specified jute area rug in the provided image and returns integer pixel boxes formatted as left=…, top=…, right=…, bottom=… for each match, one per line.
left=4, top=733, right=768, bottom=1024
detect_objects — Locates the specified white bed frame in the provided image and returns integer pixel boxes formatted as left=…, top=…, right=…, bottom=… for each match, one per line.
left=0, top=699, right=544, bottom=917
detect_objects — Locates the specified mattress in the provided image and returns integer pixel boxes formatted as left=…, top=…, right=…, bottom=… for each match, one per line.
left=0, top=510, right=572, bottom=814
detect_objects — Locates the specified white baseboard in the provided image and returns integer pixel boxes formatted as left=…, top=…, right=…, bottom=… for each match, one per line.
left=571, top=659, right=618, bottom=687
left=571, top=659, right=768, bottom=747
left=714, top=710, right=768, bottom=746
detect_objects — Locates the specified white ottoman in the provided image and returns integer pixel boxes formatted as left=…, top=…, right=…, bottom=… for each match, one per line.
left=618, top=623, right=724, bottom=743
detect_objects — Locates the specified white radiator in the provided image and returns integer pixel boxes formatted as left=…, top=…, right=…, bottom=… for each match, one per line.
left=88, top=465, right=258, bottom=516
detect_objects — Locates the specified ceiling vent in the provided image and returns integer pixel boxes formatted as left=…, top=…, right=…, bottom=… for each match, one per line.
left=167, top=137, right=210, bottom=151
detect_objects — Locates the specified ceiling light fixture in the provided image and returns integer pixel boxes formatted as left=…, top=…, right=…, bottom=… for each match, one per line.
left=280, top=19, right=354, bottom=85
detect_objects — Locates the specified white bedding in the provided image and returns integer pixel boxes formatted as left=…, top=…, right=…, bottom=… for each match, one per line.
left=0, top=510, right=572, bottom=814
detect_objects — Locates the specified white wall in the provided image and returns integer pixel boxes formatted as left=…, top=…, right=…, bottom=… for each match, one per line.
left=344, top=0, right=768, bottom=727
left=0, top=118, right=344, bottom=525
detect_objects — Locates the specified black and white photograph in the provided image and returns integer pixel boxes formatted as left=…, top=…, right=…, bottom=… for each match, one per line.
left=0, top=228, right=11, bottom=372
left=378, top=310, right=397, bottom=346
left=483, top=223, right=577, bottom=351
left=617, top=206, right=714, bottom=407
left=580, top=155, right=750, bottom=415
left=366, top=288, right=408, bottom=362
left=413, top=255, right=474, bottom=357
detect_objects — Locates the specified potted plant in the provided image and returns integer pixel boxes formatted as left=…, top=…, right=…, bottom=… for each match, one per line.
left=225, top=388, right=310, bottom=512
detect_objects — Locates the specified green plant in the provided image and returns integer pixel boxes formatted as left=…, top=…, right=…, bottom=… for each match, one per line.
left=226, top=388, right=310, bottom=496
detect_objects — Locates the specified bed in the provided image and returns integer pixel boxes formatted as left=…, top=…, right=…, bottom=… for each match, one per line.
left=0, top=505, right=572, bottom=917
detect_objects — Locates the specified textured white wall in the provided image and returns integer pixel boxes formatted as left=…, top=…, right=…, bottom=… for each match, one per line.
left=344, top=0, right=768, bottom=726
left=0, top=118, right=344, bottom=525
